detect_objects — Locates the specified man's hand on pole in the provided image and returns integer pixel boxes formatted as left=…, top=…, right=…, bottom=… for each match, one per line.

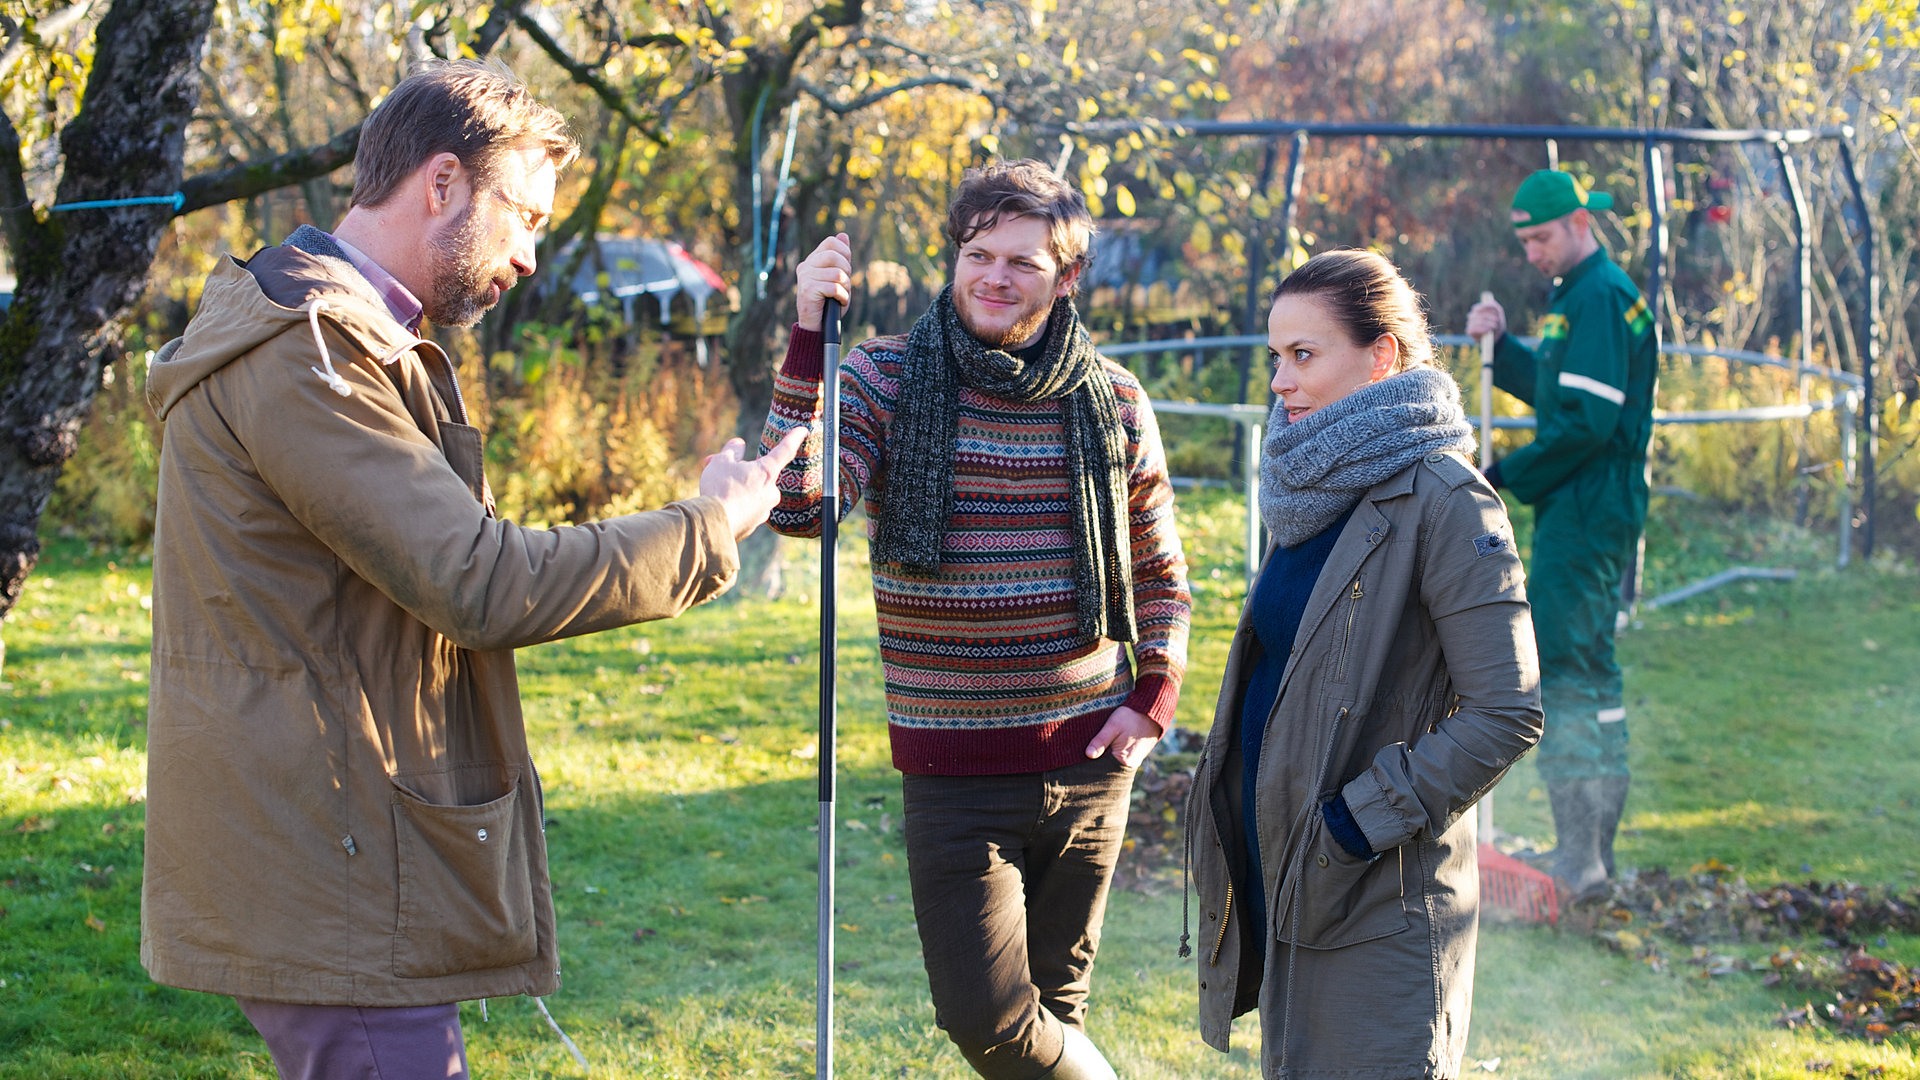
left=699, top=425, right=808, bottom=542
left=1084, top=705, right=1161, bottom=768
left=1465, top=295, right=1507, bottom=340
left=798, top=233, right=853, bottom=332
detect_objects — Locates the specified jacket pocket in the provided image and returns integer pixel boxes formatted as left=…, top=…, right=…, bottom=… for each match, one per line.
left=390, top=776, right=537, bottom=979
left=1274, top=809, right=1410, bottom=950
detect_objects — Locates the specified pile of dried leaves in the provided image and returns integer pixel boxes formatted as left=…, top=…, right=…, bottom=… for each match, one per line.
left=1775, top=948, right=1920, bottom=1044
left=1576, top=863, right=1920, bottom=1044
left=1597, top=862, right=1920, bottom=945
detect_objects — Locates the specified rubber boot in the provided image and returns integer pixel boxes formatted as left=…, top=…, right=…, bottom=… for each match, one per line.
left=1595, top=774, right=1630, bottom=879
left=1045, top=1026, right=1119, bottom=1080
left=1547, top=779, right=1608, bottom=900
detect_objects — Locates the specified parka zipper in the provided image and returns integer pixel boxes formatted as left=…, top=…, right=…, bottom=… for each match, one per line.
left=1334, top=578, right=1364, bottom=680
left=1208, top=882, right=1233, bottom=966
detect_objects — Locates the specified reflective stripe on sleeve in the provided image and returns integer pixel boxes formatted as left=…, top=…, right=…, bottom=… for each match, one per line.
left=1597, top=707, right=1626, bottom=724
left=1558, top=371, right=1626, bottom=405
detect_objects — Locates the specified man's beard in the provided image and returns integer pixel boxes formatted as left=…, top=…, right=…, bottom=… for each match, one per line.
left=953, top=288, right=1055, bottom=350
left=424, top=203, right=506, bottom=328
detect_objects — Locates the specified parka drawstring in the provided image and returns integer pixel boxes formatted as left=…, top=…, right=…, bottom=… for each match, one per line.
left=1179, top=747, right=1208, bottom=960
left=307, top=301, right=353, bottom=397
left=306, top=300, right=456, bottom=415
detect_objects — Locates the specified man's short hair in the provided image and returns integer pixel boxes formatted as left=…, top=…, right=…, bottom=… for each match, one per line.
left=351, top=59, right=579, bottom=209
left=945, top=160, right=1095, bottom=290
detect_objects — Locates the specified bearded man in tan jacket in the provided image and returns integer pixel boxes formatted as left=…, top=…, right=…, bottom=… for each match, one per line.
left=141, top=60, right=805, bottom=1079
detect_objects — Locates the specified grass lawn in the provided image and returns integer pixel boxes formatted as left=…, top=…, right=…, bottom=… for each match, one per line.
left=2, top=488, right=1916, bottom=1078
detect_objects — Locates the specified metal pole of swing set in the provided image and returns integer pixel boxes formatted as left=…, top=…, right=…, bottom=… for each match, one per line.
left=816, top=297, right=844, bottom=1080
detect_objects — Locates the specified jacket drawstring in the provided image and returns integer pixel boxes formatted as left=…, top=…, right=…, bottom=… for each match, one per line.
left=307, top=299, right=447, bottom=407
left=307, top=301, right=353, bottom=397
left=1179, top=749, right=1205, bottom=959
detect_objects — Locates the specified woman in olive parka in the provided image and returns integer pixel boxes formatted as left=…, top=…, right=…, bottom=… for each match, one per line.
left=1187, top=250, right=1543, bottom=1079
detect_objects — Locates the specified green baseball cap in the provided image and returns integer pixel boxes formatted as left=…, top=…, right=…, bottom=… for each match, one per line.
left=1510, top=169, right=1612, bottom=227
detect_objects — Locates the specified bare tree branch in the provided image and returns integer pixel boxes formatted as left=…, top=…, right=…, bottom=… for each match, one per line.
left=173, top=2, right=527, bottom=217
left=772, top=0, right=864, bottom=92
left=471, top=1, right=523, bottom=56
left=0, top=103, right=44, bottom=260
left=0, top=0, right=97, bottom=78
left=797, top=74, right=1001, bottom=115
left=515, top=12, right=671, bottom=145
left=177, top=122, right=359, bottom=214
left=856, top=32, right=938, bottom=63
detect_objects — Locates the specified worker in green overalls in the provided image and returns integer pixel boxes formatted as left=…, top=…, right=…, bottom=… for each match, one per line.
left=1465, top=169, right=1657, bottom=897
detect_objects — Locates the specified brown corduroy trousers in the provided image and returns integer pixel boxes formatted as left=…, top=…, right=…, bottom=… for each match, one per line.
left=902, top=753, right=1137, bottom=1080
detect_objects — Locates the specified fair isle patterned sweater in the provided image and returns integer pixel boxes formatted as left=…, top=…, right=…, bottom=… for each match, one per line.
left=761, top=325, right=1191, bottom=776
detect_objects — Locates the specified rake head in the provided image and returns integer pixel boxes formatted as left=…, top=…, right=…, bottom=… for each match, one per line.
left=1478, top=843, right=1559, bottom=925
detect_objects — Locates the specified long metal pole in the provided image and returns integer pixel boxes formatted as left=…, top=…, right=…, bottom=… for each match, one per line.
left=1838, top=141, right=1878, bottom=558
left=1243, top=136, right=1283, bottom=335
left=1622, top=141, right=1668, bottom=615
left=1276, top=131, right=1309, bottom=274
left=1234, top=135, right=1284, bottom=485
left=1774, top=145, right=1825, bottom=555
left=1060, top=118, right=1852, bottom=147
left=816, top=298, right=843, bottom=1080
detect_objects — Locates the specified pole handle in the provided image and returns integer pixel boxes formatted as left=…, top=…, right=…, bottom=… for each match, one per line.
left=823, top=297, right=842, bottom=346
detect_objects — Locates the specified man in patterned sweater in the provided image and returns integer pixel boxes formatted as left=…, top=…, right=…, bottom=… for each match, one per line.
left=762, top=160, right=1191, bottom=1080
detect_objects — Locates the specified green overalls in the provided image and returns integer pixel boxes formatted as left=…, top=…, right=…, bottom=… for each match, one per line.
left=1492, top=246, right=1657, bottom=782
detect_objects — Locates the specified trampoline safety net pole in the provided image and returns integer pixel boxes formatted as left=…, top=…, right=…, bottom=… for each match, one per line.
left=817, top=298, right=843, bottom=1080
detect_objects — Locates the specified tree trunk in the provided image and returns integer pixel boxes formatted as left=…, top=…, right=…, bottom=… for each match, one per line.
left=0, top=0, right=217, bottom=630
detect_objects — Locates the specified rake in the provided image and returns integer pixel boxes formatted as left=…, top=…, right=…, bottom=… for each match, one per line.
left=1474, top=289, right=1558, bottom=926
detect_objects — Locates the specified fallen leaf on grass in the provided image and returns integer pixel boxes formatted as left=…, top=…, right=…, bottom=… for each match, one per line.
left=13, top=817, right=55, bottom=834
left=632, top=928, right=657, bottom=941
left=1600, top=930, right=1644, bottom=952
left=84, top=913, right=105, bottom=932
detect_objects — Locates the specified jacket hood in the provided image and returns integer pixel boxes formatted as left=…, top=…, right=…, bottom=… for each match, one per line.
left=148, top=246, right=422, bottom=420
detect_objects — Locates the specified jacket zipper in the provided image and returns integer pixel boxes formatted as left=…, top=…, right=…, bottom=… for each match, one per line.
left=1334, top=578, right=1363, bottom=680
left=1208, top=881, right=1233, bottom=966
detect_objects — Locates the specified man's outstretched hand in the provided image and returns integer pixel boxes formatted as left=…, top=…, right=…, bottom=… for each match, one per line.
left=699, top=425, right=807, bottom=542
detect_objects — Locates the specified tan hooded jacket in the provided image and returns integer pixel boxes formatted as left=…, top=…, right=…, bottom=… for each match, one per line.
left=140, top=244, right=739, bottom=1005
left=1188, top=451, right=1542, bottom=1078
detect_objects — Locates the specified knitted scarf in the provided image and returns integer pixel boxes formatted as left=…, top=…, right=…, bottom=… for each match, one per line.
left=875, top=285, right=1137, bottom=643
left=1259, top=367, right=1476, bottom=548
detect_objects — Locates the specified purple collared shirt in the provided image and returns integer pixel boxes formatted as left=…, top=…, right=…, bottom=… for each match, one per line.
left=330, top=233, right=424, bottom=334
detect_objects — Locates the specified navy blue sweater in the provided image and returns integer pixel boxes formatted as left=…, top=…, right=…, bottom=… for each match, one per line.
left=1237, top=507, right=1355, bottom=940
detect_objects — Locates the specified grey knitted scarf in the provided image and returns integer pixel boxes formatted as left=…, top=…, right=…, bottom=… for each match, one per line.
left=1259, top=367, right=1476, bottom=548
left=875, top=285, right=1137, bottom=643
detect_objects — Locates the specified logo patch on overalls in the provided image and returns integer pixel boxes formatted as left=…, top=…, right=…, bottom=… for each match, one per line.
left=1472, top=532, right=1508, bottom=558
